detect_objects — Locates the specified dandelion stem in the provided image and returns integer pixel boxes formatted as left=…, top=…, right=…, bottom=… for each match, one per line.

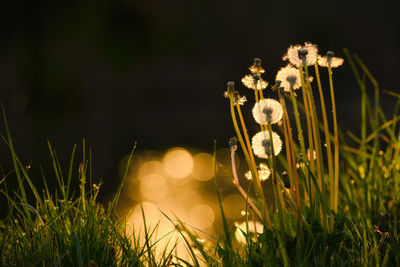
left=229, top=89, right=272, bottom=228
left=236, top=105, right=258, bottom=176
left=236, top=104, right=267, bottom=209
left=328, top=65, right=340, bottom=214
left=230, top=146, right=262, bottom=219
left=301, top=65, right=328, bottom=230
left=315, top=62, right=335, bottom=228
left=266, top=121, right=289, bottom=250
left=289, top=87, right=307, bottom=159
left=279, top=91, right=303, bottom=237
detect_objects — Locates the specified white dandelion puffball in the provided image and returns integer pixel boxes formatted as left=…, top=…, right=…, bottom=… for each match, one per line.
left=251, top=130, right=282, bottom=159
left=241, top=75, right=268, bottom=90
left=252, top=98, right=283, bottom=125
left=283, top=42, right=319, bottom=67
left=244, top=163, right=271, bottom=181
left=276, top=65, right=301, bottom=92
left=318, top=55, right=344, bottom=68
left=235, top=221, right=264, bottom=244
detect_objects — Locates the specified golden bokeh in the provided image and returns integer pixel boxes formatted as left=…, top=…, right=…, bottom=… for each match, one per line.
left=138, top=160, right=164, bottom=177
left=139, top=174, right=168, bottom=201
left=162, top=147, right=194, bottom=179
left=121, top=146, right=241, bottom=264
left=222, top=194, right=245, bottom=219
left=192, top=153, right=214, bottom=181
left=189, top=204, right=215, bottom=229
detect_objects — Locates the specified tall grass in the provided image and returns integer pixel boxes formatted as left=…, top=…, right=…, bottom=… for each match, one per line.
left=1, top=44, right=400, bottom=266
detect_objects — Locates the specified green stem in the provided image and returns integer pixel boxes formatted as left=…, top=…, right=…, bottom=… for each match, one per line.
left=229, top=90, right=271, bottom=228
left=327, top=65, right=340, bottom=214
left=314, top=63, right=334, bottom=224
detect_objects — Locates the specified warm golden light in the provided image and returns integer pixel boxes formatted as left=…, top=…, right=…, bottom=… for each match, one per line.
left=121, top=147, right=223, bottom=265
left=222, top=194, right=245, bottom=219
left=129, top=201, right=160, bottom=230
left=138, top=160, right=164, bottom=177
left=163, top=147, right=194, bottom=179
left=140, top=173, right=168, bottom=201
left=192, top=153, right=214, bottom=181
left=189, top=204, right=215, bottom=229
left=235, top=221, right=264, bottom=244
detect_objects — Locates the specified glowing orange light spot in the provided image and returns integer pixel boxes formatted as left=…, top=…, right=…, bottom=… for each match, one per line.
left=192, top=153, right=214, bottom=181
left=163, top=148, right=193, bottom=179
left=222, top=194, right=245, bottom=219
left=189, top=204, right=215, bottom=229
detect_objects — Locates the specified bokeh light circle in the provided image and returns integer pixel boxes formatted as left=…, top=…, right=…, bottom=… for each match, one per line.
left=163, top=147, right=194, bottom=179
left=222, top=194, right=245, bottom=219
left=192, top=153, right=214, bottom=181
left=189, top=204, right=215, bottom=229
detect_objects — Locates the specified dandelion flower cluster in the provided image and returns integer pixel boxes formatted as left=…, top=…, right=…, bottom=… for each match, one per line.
left=235, top=221, right=263, bottom=244
left=244, top=163, right=271, bottom=181
left=241, top=75, right=268, bottom=90
left=275, top=65, right=302, bottom=92
left=224, top=90, right=247, bottom=105
left=252, top=98, right=283, bottom=125
left=283, top=42, right=318, bottom=67
left=318, top=52, right=344, bottom=68
left=251, top=130, right=282, bottom=159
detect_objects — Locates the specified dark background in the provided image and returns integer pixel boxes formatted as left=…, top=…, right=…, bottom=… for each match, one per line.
left=0, top=0, right=399, bottom=201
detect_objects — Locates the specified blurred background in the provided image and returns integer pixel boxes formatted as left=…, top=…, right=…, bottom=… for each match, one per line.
left=0, top=0, right=399, bottom=244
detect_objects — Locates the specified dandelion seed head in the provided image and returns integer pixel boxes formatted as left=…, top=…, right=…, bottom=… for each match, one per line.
left=286, top=76, right=297, bottom=87
left=249, top=58, right=265, bottom=74
left=254, top=58, right=262, bottom=66
left=276, top=65, right=301, bottom=92
left=283, top=42, right=319, bottom=67
left=233, top=91, right=247, bottom=105
left=318, top=55, right=344, bottom=68
left=223, top=90, right=229, bottom=98
left=252, top=98, right=283, bottom=125
left=251, top=130, right=282, bottom=159
left=236, top=95, right=247, bottom=105
left=242, top=75, right=268, bottom=90
left=227, top=81, right=235, bottom=88
left=244, top=163, right=271, bottom=181
left=224, top=90, right=247, bottom=105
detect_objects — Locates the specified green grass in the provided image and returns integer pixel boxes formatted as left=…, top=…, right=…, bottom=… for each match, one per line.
left=1, top=45, right=400, bottom=266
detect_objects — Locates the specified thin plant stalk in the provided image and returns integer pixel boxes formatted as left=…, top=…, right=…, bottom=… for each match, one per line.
left=327, top=65, right=340, bottom=213
left=228, top=87, right=272, bottom=228
left=302, top=66, right=325, bottom=186
left=289, top=85, right=309, bottom=205
left=279, top=91, right=303, bottom=237
left=299, top=71, right=316, bottom=175
left=266, top=122, right=289, bottom=262
left=314, top=62, right=335, bottom=224
left=230, top=146, right=262, bottom=219
left=301, top=65, right=328, bottom=230
left=289, top=86, right=307, bottom=162
left=235, top=103, right=271, bottom=224
left=236, top=105, right=259, bottom=181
